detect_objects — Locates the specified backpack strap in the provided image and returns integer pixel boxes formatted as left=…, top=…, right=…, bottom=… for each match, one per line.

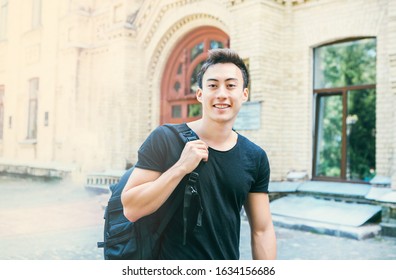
left=164, top=123, right=199, bottom=143
left=163, top=123, right=204, bottom=245
left=182, top=170, right=203, bottom=245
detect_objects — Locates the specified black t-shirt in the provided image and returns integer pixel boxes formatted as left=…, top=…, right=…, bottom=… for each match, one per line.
left=135, top=123, right=270, bottom=260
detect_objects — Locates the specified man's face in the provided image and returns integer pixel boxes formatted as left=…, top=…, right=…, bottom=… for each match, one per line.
left=196, top=63, right=248, bottom=124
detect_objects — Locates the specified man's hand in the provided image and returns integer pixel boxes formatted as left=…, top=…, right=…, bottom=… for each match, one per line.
left=122, top=139, right=208, bottom=222
left=175, top=140, right=209, bottom=174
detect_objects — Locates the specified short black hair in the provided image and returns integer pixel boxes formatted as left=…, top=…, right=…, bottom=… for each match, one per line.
left=197, top=48, right=249, bottom=89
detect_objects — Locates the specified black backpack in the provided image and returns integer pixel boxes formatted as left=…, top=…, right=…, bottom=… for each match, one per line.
left=97, top=124, right=202, bottom=260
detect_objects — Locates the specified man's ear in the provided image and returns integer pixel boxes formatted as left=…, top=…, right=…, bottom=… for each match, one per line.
left=196, top=88, right=203, bottom=102
left=243, top=88, right=249, bottom=102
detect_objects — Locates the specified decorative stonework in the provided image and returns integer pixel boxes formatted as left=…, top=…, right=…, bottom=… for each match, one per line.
left=88, top=0, right=313, bottom=43
left=227, top=0, right=312, bottom=7
left=147, top=13, right=226, bottom=80
left=273, top=0, right=312, bottom=5
left=126, top=10, right=139, bottom=26
left=132, top=0, right=202, bottom=47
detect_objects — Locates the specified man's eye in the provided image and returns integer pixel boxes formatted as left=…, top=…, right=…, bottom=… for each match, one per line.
left=208, top=84, right=217, bottom=88
left=228, top=84, right=236, bottom=88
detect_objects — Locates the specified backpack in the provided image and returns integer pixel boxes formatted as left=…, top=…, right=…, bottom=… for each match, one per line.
left=97, top=124, right=202, bottom=260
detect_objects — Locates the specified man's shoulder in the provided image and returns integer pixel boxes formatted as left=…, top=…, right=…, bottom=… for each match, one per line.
left=136, top=124, right=187, bottom=171
left=145, top=123, right=194, bottom=149
left=237, top=133, right=266, bottom=153
left=149, top=123, right=187, bottom=139
left=237, top=133, right=269, bottom=167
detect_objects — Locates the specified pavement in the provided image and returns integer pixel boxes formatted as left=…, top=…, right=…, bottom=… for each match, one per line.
left=0, top=175, right=396, bottom=260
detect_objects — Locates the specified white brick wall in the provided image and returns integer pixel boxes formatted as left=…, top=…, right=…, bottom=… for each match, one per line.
left=280, top=0, right=393, bottom=182
left=0, top=0, right=394, bottom=186
left=388, top=0, right=396, bottom=189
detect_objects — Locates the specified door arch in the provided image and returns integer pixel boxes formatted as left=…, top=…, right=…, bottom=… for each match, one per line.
left=160, top=26, right=229, bottom=124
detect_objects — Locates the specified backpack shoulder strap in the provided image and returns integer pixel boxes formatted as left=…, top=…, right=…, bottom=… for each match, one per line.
left=158, top=123, right=203, bottom=246
left=163, top=123, right=199, bottom=142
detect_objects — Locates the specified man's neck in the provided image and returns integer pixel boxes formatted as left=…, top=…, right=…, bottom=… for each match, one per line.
left=187, top=119, right=237, bottom=151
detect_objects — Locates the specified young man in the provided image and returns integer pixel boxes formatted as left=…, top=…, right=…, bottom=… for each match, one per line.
left=121, top=48, right=276, bottom=260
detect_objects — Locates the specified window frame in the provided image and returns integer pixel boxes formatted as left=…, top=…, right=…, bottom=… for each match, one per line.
left=312, top=37, right=377, bottom=183
left=312, top=84, right=376, bottom=182
left=27, top=78, right=39, bottom=140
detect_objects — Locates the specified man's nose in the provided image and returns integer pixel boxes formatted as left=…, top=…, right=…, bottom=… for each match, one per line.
left=216, top=85, right=228, bottom=98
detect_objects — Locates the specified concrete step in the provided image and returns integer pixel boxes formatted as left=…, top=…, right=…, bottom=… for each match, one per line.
left=380, top=219, right=396, bottom=237
left=270, top=195, right=382, bottom=240
left=272, top=215, right=381, bottom=240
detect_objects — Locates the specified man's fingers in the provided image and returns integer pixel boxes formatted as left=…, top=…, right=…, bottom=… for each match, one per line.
left=183, top=140, right=209, bottom=164
left=191, top=141, right=209, bottom=158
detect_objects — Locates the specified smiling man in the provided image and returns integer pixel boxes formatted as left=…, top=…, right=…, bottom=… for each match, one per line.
left=121, top=48, right=277, bottom=260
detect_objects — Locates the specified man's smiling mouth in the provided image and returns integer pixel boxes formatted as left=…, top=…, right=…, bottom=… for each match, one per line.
left=213, top=104, right=231, bottom=109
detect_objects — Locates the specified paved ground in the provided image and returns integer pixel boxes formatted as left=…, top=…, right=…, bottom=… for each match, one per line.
left=0, top=175, right=395, bottom=260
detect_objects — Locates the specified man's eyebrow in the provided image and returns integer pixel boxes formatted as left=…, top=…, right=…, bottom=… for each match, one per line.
left=205, top=78, right=238, bottom=82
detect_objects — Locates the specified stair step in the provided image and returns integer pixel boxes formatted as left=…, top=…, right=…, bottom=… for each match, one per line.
left=272, top=215, right=381, bottom=240
left=270, top=195, right=383, bottom=240
left=270, top=195, right=382, bottom=227
left=381, top=219, right=396, bottom=237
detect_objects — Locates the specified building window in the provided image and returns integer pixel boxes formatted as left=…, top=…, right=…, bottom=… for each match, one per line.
left=27, top=78, right=39, bottom=140
left=32, top=0, right=41, bottom=29
left=44, top=111, right=49, bottom=126
left=0, top=85, right=4, bottom=139
left=313, top=38, right=376, bottom=182
left=161, top=26, right=229, bottom=124
left=0, top=0, right=8, bottom=40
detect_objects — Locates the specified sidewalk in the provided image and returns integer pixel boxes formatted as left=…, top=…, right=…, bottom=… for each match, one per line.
left=0, top=175, right=395, bottom=260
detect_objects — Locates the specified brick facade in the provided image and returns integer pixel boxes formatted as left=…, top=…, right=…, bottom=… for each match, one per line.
left=0, top=0, right=395, bottom=188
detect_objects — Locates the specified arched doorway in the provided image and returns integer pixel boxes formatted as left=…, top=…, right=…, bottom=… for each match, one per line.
left=160, top=26, right=229, bottom=124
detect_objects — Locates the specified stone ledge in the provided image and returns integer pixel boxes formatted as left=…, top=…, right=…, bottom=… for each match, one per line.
left=272, top=215, right=381, bottom=240
left=0, top=159, right=74, bottom=179
left=380, top=220, right=396, bottom=237
left=270, top=195, right=382, bottom=227
left=85, top=169, right=127, bottom=193
left=269, top=180, right=396, bottom=205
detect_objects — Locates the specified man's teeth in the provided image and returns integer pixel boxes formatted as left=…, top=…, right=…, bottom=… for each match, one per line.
left=214, top=104, right=229, bottom=109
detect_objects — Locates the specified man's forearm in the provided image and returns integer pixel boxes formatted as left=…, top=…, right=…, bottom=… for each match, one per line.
left=121, top=163, right=188, bottom=222
left=251, top=227, right=277, bottom=260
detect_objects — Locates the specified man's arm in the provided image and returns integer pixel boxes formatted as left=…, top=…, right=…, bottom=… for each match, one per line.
left=121, top=140, right=208, bottom=222
left=244, top=192, right=277, bottom=260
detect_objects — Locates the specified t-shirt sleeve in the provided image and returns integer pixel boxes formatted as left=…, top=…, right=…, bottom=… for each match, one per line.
left=134, top=126, right=168, bottom=173
left=250, top=149, right=270, bottom=193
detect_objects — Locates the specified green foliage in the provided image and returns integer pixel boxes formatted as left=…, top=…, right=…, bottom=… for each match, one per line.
left=188, top=104, right=202, bottom=118
left=347, top=89, right=376, bottom=181
left=315, top=38, right=376, bottom=89
left=316, top=95, right=342, bottom=177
